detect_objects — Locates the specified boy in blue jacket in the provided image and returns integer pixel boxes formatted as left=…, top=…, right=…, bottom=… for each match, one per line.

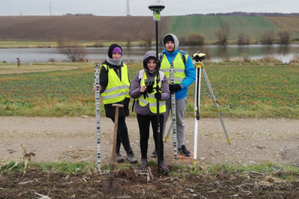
left=152, top=33, right=195, bottom=157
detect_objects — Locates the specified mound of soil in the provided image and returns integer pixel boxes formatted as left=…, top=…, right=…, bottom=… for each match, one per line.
left=1, top=167, right=298, bottom=198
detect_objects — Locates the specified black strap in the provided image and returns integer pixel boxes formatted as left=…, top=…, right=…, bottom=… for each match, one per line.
left=131, top=99, right=135, bottom=112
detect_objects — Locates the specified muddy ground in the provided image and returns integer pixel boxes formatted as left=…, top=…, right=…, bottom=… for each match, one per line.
left=1, top=116, right=299, bottom=198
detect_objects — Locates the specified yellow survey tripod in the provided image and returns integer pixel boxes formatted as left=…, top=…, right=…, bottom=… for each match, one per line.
left=193, top=51, right=231, bottom=166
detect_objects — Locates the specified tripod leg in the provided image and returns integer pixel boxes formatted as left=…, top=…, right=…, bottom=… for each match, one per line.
left=202, top=67, right=231, bottom=144
left=193, top=63, right=202, bottom=166
left=94, top=63, right=101, bottom=169
left=164, top=120, right=172, bottom=142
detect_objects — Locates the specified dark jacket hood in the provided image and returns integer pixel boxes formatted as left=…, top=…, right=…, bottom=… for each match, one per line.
left=108, top=44, right=122, bottom=59
left=143, top=51, right=158, bottom=71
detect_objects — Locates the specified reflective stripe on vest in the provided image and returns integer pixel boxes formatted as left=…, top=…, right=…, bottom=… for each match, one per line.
left=101, top=64, right=130, bottom=104
left=160, top=53, right=187, bottom=84
left=138, top=72, right=166, bottom=114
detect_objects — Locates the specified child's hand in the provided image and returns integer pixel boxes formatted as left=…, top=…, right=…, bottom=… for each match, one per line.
left=140, top=86, right=146, bottom=93
left=94, top=83, right=101, bottom=91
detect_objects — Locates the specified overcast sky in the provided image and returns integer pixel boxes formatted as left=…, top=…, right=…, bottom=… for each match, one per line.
left=0, top=0, right=298, bottom=16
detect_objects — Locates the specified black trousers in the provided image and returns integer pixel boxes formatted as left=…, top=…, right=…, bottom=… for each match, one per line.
left=110, top=117, right=132, bottom=154
left=137, top=114, right=164, bottom=160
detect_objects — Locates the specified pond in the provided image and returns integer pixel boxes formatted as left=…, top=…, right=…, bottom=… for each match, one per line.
left=0, top=44, right=298, bottom=64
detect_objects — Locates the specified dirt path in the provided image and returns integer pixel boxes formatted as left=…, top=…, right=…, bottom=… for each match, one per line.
left=1, top=116, right=299, bottom=167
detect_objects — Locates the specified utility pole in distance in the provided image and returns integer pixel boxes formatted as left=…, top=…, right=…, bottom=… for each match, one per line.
left=48, top=2, right=52, bottom=16
left=126, top=0, right=130, bottom=16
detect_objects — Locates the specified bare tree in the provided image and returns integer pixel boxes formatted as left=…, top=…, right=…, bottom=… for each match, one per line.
left=124, top=33, right=133, bottom=47
left=187, top=31, right=205, bottom=46
left=141, top=30, right=154, bottom=47
left=278, top=29, right=291, bottom=44
left=237, top=32, right=250, bottom=45
left=215, top=21, right=231, bottom=45
left=261, top=30, right=275, bottom=44
left=57, top=39, right=87, bottom=62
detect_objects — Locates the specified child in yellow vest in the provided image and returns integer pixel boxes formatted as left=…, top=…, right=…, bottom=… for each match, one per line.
left=129, top=51, right=170, bottom=174
left=94, top=44, right=138, bottom=164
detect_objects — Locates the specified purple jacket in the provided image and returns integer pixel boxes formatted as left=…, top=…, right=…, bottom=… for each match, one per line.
left=129, top=51, right=170, bottom=115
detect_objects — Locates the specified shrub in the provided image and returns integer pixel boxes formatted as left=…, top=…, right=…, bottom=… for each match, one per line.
left=92, top=42, right=104, bottom=47
left=126, top=37, right=132, bottom=47
left=48, top=58, right=56, bottom=62
left=140, top=30, right=153, bottom=47
left=57, top=39, right=87, bottom=62
left=278, top=29, right=291, bottom=44
left=237, top=32, right=250, bottom=45
left=124, top=34, right=133, bottom=47
left=179, top=36, right=187, bottom=46
left=187, top=31, right=205, bottom=46
left=214, top=21, right=231, bottom=45
left=242, top=53, right=250, bottom=62
left=290, top=53, right=299, bottom=63
left=261, top=30, right=275, bottom=45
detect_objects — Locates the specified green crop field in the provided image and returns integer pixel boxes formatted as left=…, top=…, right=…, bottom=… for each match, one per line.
left=0, top=61, right=298, bottom=118
left=166, top=15, right=299, bottom=41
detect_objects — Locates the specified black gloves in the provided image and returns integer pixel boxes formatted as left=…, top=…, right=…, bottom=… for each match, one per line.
left=169, top=84, right=182, bottom=93
left=146, top=85, right=153, bottom=93
left=155, top=92, right=161, bottom=100
left=142, top=91, right=148, bottom=98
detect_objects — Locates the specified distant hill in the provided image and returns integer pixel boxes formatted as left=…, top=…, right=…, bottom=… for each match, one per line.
left=0, top=16, right=168, bottom=41
left=167, top=15, right=299, bottom=41
left=0, top=15, right=298, bottom=43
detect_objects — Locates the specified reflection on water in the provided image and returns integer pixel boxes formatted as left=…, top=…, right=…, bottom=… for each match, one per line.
left=0, top=44, right=298, bottom=63
left=214, top=46, right=231, bottom=60
left=176, top=44, right=299, bottom=63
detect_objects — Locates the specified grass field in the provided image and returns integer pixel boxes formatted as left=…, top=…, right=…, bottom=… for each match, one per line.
left=0, top=61, right=298, bottom=118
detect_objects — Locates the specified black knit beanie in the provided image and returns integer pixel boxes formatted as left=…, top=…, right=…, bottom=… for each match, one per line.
left=163, top=35, right=174, bottom=45
left=108, top=44, right=122, bottom=59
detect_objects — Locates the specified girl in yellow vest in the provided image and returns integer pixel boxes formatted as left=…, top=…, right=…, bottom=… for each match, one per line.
left=129, top=51, right=170, bottom=174
left=95, top=44, right=137, bottom=164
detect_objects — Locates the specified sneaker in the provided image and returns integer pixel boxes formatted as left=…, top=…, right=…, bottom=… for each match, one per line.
left=127, top=152, right=138, bottom=164
left=140, top=158, right=148, bottom=170
left=178, top=145, right=191, bottom=157
left=151, top=150, right=157, bottom=158
left=159, top=160, right=170, bottom=175
left=115, top=153, right=124, bottom=163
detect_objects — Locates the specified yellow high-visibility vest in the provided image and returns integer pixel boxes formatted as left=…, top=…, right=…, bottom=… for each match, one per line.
left=138, top=70, right=166, bottom=114
left=160, top=53, right=187, bottom=84
left=101, top=64, right=130, bottom=104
